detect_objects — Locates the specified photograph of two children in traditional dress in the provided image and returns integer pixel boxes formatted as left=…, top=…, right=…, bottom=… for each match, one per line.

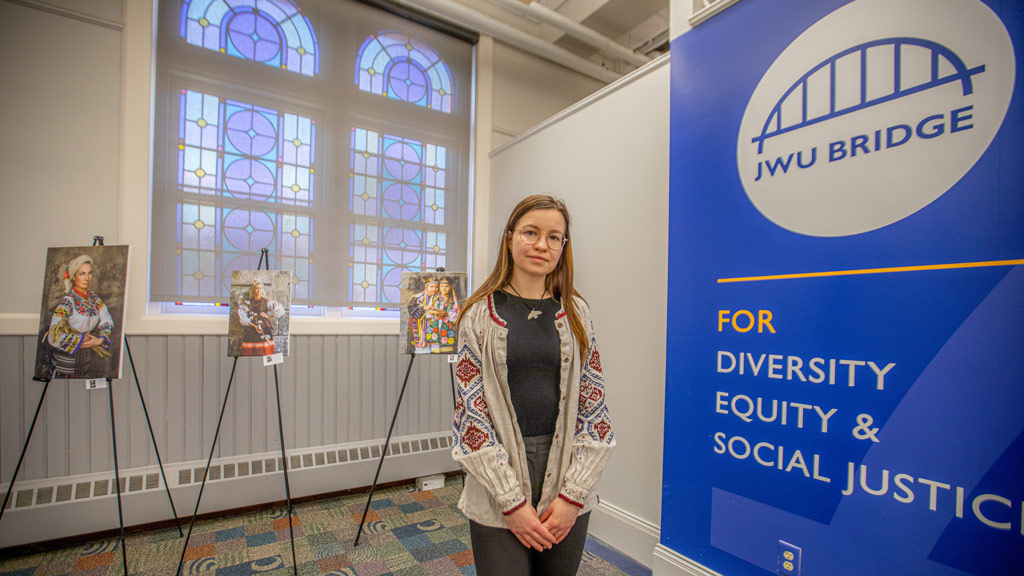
left=400, top=271, right=466, bottom=355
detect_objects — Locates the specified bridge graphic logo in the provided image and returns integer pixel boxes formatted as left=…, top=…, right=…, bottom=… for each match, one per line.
left=751, top=37, right=985, bottom=155
left=736, top=0, right=1014, bottom=237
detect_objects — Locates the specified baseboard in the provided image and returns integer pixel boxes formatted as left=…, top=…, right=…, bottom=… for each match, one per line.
left=0, top=432, right=458, bottom=548
left=653, top=544, right=723, bottom=576
left=588, top=498, right=660, bottom=568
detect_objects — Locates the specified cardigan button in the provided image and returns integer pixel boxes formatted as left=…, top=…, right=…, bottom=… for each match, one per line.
left=562, top=357, right=569, bottom=363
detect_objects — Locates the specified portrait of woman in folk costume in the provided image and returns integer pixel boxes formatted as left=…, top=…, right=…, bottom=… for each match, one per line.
left=42, top=255, right=114, bottom=378
left=34, top=246, right=130, bottom=381
left=227, top=270, right=293, bottom=357
left=238, top=280, right=285, bottom=356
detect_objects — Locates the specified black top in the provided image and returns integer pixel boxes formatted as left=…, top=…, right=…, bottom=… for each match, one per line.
left=493, top=290, right=563, bottom=437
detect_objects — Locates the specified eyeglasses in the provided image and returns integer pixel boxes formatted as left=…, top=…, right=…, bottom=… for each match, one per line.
left=515, top=227, right=568, bottom=250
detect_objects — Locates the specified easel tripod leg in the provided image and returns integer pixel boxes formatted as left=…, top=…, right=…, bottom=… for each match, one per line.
left=449, top=363, right=464, bottom=487
left=0, top=379, right=51, bottom=524
left=106, top=379, right=129, bottom=576
left=272, top=365, right=298, bottom=575
left=176, top=357, right=239, bottom=576
left=125, top=337, right=182, bottom=536
left=354, top=354, right=416, bottom=547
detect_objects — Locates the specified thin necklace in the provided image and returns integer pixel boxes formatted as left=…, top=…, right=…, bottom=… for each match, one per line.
left=507, top=283, right=546, bottom=320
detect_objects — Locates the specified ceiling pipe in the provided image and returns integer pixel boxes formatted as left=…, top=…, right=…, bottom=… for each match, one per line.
left=489, top=0, right=653, bottom=67
left=387, top=0, right=623, bottom=83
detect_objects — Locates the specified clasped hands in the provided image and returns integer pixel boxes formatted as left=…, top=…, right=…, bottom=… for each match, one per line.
left=80, top=333, right=106, bottom=349
left=80, top=333, right=112, bottom=359
left=506, top=497, right=579, bottom=551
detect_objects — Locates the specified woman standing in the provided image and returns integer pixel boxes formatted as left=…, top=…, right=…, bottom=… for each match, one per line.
left=44, top=255, right=114, bottom=378
left=452, top=195, right=614, bottom=575
left=238, top=280, right=285, bottom=356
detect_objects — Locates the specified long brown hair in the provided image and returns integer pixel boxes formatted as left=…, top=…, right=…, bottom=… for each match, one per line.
left=458, top=195, right=589, bottom=361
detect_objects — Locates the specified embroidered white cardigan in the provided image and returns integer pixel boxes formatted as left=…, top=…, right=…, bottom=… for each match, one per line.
left=451, top=293, right=615, bottom=528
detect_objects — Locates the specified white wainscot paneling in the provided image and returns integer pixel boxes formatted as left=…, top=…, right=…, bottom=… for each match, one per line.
left=0, top=334, right=459, bottom=546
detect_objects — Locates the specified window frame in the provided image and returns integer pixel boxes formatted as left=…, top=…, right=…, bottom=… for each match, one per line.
left=145, top=0, right=476, bottom=330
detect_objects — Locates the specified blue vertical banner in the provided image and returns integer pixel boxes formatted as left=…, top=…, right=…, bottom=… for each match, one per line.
left=665, top=1, right=1023, bottom=575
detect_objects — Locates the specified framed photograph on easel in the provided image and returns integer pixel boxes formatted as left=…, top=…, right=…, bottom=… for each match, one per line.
left=399, top=271, right=466, bottom=355
left=227, top=270, right=293, bottom=357
left=33, top=245, right=130, bottom=381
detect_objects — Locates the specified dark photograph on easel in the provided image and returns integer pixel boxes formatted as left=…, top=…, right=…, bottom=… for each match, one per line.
left=32, top=245, right=130, bottom=381
left=227, top=269, right=293, bottom=357
left=179, top=252, right=299, bottom=575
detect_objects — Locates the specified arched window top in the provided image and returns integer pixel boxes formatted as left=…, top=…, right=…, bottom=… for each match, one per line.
left=181, top=0, right=319, bottom=77
left=356, top=30, right=453, bottom=114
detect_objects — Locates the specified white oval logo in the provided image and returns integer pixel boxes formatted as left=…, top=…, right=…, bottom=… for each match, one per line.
left=736, top=0, right=1015, bottom=237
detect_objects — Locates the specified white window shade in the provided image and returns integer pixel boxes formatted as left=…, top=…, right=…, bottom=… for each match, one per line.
left=152, top=0, right=473, bottom=307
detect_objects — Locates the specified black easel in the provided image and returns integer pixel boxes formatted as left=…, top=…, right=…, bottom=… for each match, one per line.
left=176, top=248, right=297, bottom=576
left=353, top=269, right=460, bottom=547
left=0, top=235, right=181, bottom=576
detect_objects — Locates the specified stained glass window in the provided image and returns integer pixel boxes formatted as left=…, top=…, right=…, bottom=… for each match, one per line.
left=356, top=31, right=453, bottom=113
left=177, top=88, right=315, bottom=300
left=180, top=0, right=319, bottom=76
left=156, top=0, right=470, bottom=308
left=349, top=127, right=449, bottom=303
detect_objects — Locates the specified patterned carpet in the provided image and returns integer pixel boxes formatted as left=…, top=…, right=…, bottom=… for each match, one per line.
left=0, top=477, right=642, bottom=576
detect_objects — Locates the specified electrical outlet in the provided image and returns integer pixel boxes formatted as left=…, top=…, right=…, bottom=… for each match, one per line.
left=778, top=540, right=801, bottom=576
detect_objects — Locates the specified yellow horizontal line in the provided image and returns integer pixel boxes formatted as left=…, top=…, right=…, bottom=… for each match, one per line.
left=717, top=259, right=1024, bottom=283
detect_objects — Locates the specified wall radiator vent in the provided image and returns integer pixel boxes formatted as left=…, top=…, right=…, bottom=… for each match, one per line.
left=2, top=433, right=452, bottom=511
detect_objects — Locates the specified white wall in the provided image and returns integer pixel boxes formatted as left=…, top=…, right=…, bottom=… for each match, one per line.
left=490, top=40, right=607, bottom=149
left=0, top=0, right=124, bottom=317
left=488, top=56, right=670, bottom=567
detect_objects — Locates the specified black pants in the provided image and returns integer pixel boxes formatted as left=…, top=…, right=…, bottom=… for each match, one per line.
left=469, top=434, right=591, bottom=576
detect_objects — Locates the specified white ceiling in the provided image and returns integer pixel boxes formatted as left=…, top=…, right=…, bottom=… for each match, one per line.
left=458, top=0, right=671, bottom=74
